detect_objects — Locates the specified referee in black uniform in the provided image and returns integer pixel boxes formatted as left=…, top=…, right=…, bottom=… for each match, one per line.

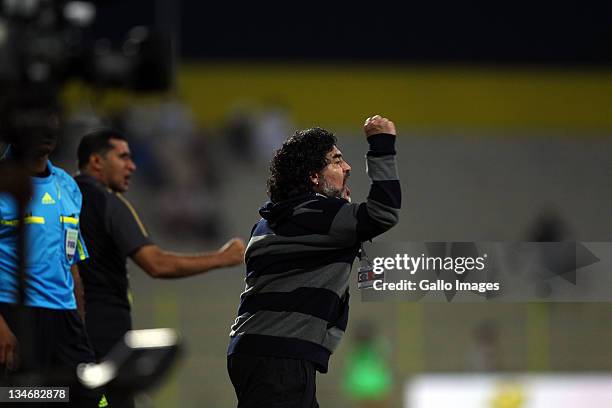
left=75, top=129, right=245, bottom=408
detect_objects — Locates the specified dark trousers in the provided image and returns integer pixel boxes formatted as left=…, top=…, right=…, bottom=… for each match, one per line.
left=86, top=301, right=134, bottom=408
left=0, top=303, right=101, bottom=408
left=228, top=354, right=319, bottom=408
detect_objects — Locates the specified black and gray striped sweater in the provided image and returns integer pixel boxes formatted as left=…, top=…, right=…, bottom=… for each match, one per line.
left=228, top=133, right=401, bottom=373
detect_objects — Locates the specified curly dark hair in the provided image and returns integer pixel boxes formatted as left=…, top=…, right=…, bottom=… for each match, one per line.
left=267, top=127, right=337, bottom=203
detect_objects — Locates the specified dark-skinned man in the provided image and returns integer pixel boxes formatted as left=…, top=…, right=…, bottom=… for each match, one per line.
left=0, top=102, right=100, bottom=407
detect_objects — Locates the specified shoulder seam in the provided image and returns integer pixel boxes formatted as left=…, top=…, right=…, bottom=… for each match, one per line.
left=114, top=192, right=149, bottom=238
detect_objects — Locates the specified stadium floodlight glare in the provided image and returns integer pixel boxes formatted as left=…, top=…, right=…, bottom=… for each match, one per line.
left=125, top=328, right=179, bottom=349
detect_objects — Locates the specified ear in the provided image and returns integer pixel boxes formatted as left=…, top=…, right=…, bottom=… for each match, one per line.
left=90, top=153, right=104, bottom=171
left=309, top=172, right=320, bottom=187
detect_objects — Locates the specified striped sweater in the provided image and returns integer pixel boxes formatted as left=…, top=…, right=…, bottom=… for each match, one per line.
left=228, top=133, right=401, bottom=372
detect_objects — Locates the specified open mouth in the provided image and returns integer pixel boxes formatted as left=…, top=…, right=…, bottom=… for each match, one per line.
left=342, top=184, right=351, bottom=201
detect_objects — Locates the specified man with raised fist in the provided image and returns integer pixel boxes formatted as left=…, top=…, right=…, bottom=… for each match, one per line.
left=227, top=115, right=401, bottom=407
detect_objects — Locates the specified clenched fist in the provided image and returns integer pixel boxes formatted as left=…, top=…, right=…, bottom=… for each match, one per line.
left=219, top=238, right=246, bottom=267
left=364, top=115, right=396, bottom=138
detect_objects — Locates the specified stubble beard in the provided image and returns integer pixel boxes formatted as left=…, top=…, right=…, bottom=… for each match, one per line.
left=319, top=175, right=345, bottom=199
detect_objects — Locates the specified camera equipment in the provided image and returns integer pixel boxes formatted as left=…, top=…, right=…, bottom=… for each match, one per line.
left=0, top=0, right=172, bottom=90
left=0, top=0, right=173, bottom=144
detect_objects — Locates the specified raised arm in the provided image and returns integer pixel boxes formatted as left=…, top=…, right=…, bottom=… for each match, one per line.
left=356, top=115, right=401, bottom=241
left=329, top=115, right=401, bottom=245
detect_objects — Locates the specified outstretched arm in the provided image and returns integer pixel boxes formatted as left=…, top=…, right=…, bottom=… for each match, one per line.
left=131, top=237, right=246, bottom=279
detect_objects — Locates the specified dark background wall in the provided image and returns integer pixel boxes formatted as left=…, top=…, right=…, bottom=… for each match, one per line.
left=92, top=1, right=612, bottom=64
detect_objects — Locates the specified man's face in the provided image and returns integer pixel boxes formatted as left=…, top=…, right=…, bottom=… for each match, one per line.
left=315, top=145, right=351, bottom=199
left=8, top=111, right=60, bottom=159
left=99, top=138, right=136, bottom=192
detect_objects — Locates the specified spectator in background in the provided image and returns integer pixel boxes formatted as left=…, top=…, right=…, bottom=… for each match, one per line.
left=466, top=320, right=502, bottom=371
left=75, top=128, right=245, bottom=408
left=117, top=101, right=226, bottom=240
left=224, top=103, right=256, bottom=163
left=342, top=321, right=393, bottom=408
left=252, top=100, right=294, bottom=162
left=156, top=127, right=224, bottom=240
left=528, top=207, right=570, bottom=242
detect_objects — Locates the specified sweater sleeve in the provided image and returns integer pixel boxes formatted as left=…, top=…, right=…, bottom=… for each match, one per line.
left=329, top=133, right=401, bottom=244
